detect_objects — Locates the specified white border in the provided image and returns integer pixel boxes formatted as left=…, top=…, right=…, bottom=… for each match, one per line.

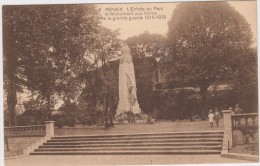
left=0, top=1, right=259, bottom=166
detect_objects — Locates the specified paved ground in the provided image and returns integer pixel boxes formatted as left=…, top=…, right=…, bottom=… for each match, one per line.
left=4, top=154, right=255, bottom=166
left=230, top=143, right=259, bottom=156
left=55, top=120, right=224, bottom=136
left=6, top=119, right=256, bottom=165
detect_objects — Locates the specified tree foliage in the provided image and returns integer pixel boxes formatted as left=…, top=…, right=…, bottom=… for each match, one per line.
left=166, top=2, right=255, bottom=116
left=231, top=48, right=258, bottom=112
left=126, top=31, right=166, bottom=59
left=3, top=4, right=101, bottom=125
left=134, top=57, right=158, bottom=115
left=78, top=27, right=121, bottom=127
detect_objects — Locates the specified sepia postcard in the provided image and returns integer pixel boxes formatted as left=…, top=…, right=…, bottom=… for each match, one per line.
left=1, top=0, right=259, bottom=165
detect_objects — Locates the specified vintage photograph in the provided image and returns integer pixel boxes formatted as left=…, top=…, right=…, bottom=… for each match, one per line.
left=2, top=0, right=259, bottom=165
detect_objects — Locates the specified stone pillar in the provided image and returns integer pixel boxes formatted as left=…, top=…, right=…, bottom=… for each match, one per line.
left=221, top=110, right=232, bottom=153
left=45, top=121, right=55, bottom=138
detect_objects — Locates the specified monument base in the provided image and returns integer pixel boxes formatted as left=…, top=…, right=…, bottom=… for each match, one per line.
left=131, top=104, right=142, bottom=114
left=113, top=119, right=148, bottom=124
left=116, top=102, right=141, bottom=117
left=114, top=111, right=154, bottom=124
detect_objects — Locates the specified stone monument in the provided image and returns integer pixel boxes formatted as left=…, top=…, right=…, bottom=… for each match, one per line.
left=116, top=45, right=141, bottom=115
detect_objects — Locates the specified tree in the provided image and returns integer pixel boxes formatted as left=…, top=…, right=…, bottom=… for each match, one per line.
left=166, top=2, right=254, bottom=117
left=126, top=32, right=166, bottom=59
left=82, top=27, right=121, bottom=127
left=3, top=5, right=100, bottom=125
left=231, top=47, right=258, bottom=112
left=133, top=57, right=158, bottom=115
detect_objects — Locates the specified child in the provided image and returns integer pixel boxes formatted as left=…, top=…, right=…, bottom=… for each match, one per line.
left=208, top=110, right=214, bottom=129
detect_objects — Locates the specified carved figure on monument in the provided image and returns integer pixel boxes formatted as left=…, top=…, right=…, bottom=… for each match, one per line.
left=126, top=73, right=137, bottom=111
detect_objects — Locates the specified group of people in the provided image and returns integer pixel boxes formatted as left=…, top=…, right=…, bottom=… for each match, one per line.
left=208, top=108, right=221, bottom=129
left=208, top=104, right=243, bottom=129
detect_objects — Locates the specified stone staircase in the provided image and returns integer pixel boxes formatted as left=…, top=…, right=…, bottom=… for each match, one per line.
left=30, top=131, right=224, bottom=155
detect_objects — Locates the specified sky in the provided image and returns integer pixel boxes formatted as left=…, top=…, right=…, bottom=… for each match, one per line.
left=97, top=1, right=257, bottom=47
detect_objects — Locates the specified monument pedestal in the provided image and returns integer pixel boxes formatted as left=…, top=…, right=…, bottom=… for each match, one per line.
left=131, top=103, right=142, bottom=114
left=116, top=102, right=141, bottom=116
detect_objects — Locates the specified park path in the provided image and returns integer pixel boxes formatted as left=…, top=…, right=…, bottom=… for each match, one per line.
left=5, top=154, right=253, bottom=166
left=55, top=120, right=224, bottom=136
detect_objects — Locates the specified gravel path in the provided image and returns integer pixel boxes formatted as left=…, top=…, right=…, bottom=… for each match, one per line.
left=55, top=120, right=224, bottom=136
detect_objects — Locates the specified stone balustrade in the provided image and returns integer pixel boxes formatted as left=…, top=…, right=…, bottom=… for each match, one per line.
left=4, top=121, right=55, bottom=138
left=232, top=113, right=258, bottom=127
left=5, top=125, right=46, bottom=137
left=231, top=113, right=258, bottom=145
left=4, top=121, right=55, bottom=157
left=221, top=111, right=259, bottom=154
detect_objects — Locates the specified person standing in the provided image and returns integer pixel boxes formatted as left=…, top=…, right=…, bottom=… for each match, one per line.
left=234, top=104, right=243, bottom=125
left=229, top=107, right=235, bottom=115
left=208, top=110, right=214, bottom=129
left=213, top=108, right=221, bottom=127
left=234, top=104, right=243, bottom=114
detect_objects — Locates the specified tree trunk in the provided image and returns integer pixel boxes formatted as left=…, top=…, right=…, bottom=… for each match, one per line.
left=5, top=30, right=18, bottom=126
left=199, top=83, right=209, bottom=120
left=109, top=115, right=114, bottom=127
left=47, top=94, right=51, bottom=119
left=7, top=75, right=17, bottom=126
left=104, top=93, right=109, bottom=128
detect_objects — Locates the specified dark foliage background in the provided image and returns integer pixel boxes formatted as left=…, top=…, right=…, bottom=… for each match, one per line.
left=3, top=2, right=258, bottom=127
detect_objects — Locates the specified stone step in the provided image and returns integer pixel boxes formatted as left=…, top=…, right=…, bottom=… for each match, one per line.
left=32, top=131, right=224, bottom=155
left=52, top=131, right=224, bottom=139
left=39, top=142, right=222, bottom=148
left=36, top=146, right=222, bottom=152
left=44, top=138, right=223, bottom=145
left=48, top=134, right=223, bottom=142
left=31, top=149, right=221, bottom=155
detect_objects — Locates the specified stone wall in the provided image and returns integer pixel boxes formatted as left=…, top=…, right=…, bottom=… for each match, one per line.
left=233, top=130, right=259, bottom=145
left=232, top=130, right=244, bottom=145
left=4, top=136, right=44, bottom=158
